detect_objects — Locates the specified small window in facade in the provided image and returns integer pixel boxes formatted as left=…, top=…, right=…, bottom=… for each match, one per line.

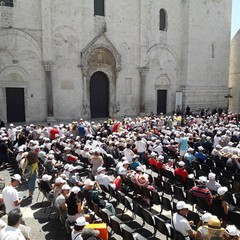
left=211, top=43, right=215, bottom=58
left=94, top=0, right=104, bottom=16
left=0, top=0, right=13, bottom=7
left=159, top=9, right=167, bottom=31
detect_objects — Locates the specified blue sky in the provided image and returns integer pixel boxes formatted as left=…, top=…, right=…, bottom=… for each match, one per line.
left=232, top=0, right=240, bottom=38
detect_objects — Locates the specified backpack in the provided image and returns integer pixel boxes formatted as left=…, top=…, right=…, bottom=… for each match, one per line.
left=22, top=163, right=32, bottom=179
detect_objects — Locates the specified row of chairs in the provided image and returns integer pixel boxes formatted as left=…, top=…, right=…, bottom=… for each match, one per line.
left=98, top=186, right=194, bottom=240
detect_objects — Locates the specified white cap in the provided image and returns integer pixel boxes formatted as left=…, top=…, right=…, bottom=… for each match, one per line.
left=150, top=152, right=157, bottom=156
left=217, top=186, right=228, bottom=196
left=225, top=225, right=239, bottom=236
left=64, top=147, right=71, bottom=151
left=122, top=160, right=129, bottom=165
left=208, top=172, right=216, bottom=180
left=176, top=201, right=190, bottom=210
left=42, top=174, right=52, bottom=181
left=55, top=177, right=66, bottom=184
left=12, top=174, right=22, bottom=183
left=232, top=155, right=239, bottom=159
left=202, top=213, right=213, bottom=222
left=84, top=178, right=94, bottom=186
left=199, top=176, right=207, bottom=184
left=71, top=186, right=80, bottom=194
left=97, top=166, right=106, bottom=173
left=62, top=184, right=71, bottom=190
left=136, top=166, right=144, bottom=172
left=75, top=216, right=89, bottom=226
left=178, top=161, right=185, bottom=167
left=68, top=165, right=76, bottom=172
left=64, top=164, right=70, bottom=170
left=48, top=154, right=55, bottom=160
left=198, top=146, right=204, bottom=151
left=157, top=155, right=164, bottom=160
left=188, top=148, right=194, bottom=152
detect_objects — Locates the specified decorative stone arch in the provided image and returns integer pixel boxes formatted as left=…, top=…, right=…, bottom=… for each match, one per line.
left=147, top=43, right=179, bottom=74
left=155, top=74, right=171, bottom=88
left=0, top=66, right=29, bottom=122
left=0, top=28, right=42, bottom=59
left=80, top=33, right=121, bottom=117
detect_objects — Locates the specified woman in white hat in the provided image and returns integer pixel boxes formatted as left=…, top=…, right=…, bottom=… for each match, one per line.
left=212, top=186, right=229, bottom=227
left=195, top=212, right=213, bottom=239
left=222, top=225, right=239, bottom=240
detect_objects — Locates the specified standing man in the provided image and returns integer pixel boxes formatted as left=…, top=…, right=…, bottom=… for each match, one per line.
left=2, top=174, right=24, bottom=214
left=178, top=132, right=189, bottom=161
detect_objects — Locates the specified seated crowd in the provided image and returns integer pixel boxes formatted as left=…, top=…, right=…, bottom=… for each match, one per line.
left=0, top=113, right=240, bottom=239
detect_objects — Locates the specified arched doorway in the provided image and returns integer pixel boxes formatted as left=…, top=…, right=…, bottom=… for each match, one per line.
left=90, top=71, right=109, bottom=118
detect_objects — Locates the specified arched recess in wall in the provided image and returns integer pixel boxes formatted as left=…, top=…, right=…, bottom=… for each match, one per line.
left=80, top=33, right=121, bottom=117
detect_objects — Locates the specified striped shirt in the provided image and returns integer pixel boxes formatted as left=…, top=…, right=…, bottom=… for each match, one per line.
left=190, top=185, right=213, bottom=206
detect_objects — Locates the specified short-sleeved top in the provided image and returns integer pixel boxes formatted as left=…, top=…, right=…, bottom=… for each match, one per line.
left=179, top=137, right=188, bottom=151
left=55, top=194, right=66, bottom=208
left=0, top=225, right=25, bottom=240
left=71, top=230, right=83, bottom=240
left=172, top=213, right=191, bottom=239
left=66, top=194, right=79, bottom=216
left=2, top=185, right=19, bottom=214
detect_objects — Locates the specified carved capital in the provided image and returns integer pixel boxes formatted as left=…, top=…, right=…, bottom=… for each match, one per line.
left=137, top=66, right=149, bottom=76
left=43, top=61, right=54, bottom=72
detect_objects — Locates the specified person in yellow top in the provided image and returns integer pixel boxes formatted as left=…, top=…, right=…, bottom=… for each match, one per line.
left=22, top=151, right=39, bottom=199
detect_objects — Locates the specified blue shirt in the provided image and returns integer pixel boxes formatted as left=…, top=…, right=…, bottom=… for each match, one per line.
left=179, top=137, right=188, bottom=151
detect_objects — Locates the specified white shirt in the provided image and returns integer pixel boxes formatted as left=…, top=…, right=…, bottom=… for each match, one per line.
left=95, top=174, right=115, bottom=189
left=135, top=140, right=146, bottom=153
left=71, top=229, right=83, bottom=240
left=0, top=225, right=25, bottom=240
left=172, top=213, right=191, bottom=239
left=123, top=148, right=135, bottom=162
left=118, top=166, right=127, bottom=175
left=2, top=185, right=20, bottom=214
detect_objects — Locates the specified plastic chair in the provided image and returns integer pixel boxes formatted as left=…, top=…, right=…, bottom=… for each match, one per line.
left=154, top=215, right=173, bottom=240
left=161, top=196, right=174, bottom=215
left=173, top=185, right=186, bottom=201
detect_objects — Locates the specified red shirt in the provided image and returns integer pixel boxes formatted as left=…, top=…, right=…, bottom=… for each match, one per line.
left=156, top=161, right=164, bottom=169
left=49, top=128, right=59, bottom=140
left=149, top=157, right=157, bottom=166
left=174, top=168, right=188, bottom=182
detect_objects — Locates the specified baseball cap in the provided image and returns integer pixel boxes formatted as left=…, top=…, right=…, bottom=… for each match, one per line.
left=71, top=186, right=80, bottom=194
left=176, top=201, right=190, bottom=210
left=202, top=213, right=213, bottom=222
left=199, top=176, right=207, bottom=184
left=208, top=172, right=216, bottom=180
left=42, top=174, right=52, bottom=181
left=178, top=161, right=185, bottom=167
left=62, top=184, right=71, bottom=190
left=135, top=166, right=144, bottom=172
left=84, top=179, right=94, bottom=186
left=217, top=186, right=228, bottom=196
left=12, top=174, right=22, bottom=183
left=225, top=225, right=239, bottom=236
left=122, top=160, right=129, bottom=165
left=75, top=216, right=89, bottom=227
left=81, top=228, right=100, bottom=240
left=97, top=166, right=106, bottom=173
left=55, top=177, right=66, bottom=184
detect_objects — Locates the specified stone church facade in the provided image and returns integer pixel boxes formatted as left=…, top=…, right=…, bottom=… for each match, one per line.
left=229, top=29, right=240, bottom=113
left=0, top=0, right=231, bottom=122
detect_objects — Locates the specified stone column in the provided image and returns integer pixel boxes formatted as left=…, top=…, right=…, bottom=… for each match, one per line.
left=41, top=0, right=55, bottom=120
left=43, top=61, right=54, bottom=118
left=138, top=67, right=149, bottom=113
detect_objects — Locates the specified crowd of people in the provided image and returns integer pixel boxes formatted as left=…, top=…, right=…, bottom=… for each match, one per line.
left=0, top=112, right=240, bottom=239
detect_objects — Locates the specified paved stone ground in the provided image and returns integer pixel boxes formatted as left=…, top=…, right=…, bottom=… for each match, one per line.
left=0, top=164, right=170, bottom=240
